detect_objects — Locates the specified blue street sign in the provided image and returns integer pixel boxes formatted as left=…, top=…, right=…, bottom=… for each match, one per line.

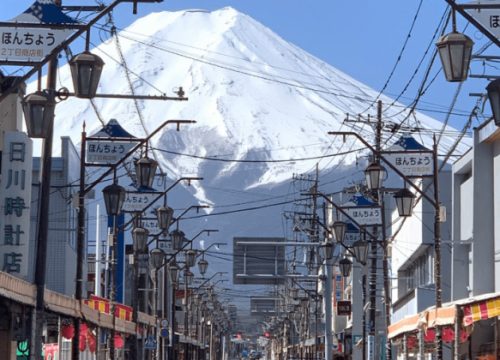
left=160, top=328, right=169, bottom=338
left=144, top=335, right=157, bottom=350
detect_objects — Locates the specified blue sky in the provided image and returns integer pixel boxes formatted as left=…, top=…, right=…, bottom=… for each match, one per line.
left=2, top=1, right=494, bottom=130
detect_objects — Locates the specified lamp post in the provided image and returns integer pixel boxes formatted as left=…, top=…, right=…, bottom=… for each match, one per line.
left=102, top=177, right=126, bottom=359
left=77, top=126, right=193, bottom=359
left=328, top=125, right=443, bottom=359
left=131, top=220, right=149, bottom=360
left=8, top=2, right=191, bottom=358
left=183, top=268, right=194, bottom=360
left=28, top=57, right=58, bottom=360
left=150, top=247, right=165, bottom=360
left=169, top=261, right=180, bottom=360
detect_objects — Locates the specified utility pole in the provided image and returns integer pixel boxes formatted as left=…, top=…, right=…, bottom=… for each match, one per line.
left=33, top=56, right=57, bottom=360
left=323, top=202, right=333, bottom=360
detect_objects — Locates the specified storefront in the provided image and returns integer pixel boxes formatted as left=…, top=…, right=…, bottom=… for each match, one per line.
left=388, top=292, right=500, bottom=359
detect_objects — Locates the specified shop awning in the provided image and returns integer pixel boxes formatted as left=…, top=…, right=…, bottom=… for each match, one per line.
left=388, top=291, right=500, bottom=339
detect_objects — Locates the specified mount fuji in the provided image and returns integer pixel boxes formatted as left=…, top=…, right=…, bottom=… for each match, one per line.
left=34, top=7, right=470, bottom=314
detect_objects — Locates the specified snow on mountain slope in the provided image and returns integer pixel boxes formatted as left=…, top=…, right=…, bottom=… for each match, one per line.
left=45, top=7, right=467, bottom=202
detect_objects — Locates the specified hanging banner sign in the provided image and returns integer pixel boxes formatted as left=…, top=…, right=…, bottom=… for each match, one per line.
left=0, top=27, right=71, bottom=63
left=343, top=206, right=381, bottom=226
left=382, top=135, right=433, bottom=177
left=86, top=140, right=136, bottom=165
left=141, top=217, right=162, bottom=236
left=157, top=239, right=172, bottom=252
left=344, top=230, right=360, bottom=247
left=342, top=194, right=381, bottom=226
left=382, top=151, right=433, bottom=177
left=122, top=190, right=161, bottom=213
left=465, top=2, right=500, bottom=40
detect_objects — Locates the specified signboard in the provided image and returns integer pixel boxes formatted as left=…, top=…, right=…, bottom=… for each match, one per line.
left=122, top=190, right=161, bottom=213
left=0, top=132, right=33, bottom=279
left=367, top=335, right=375, bottom=360
left=233, top=237, right=286, bottom=285
left=157, top=239, right=172, bottom=253
left=141, top=217, right=162, bottom=235
left=86, top=140, right=136, bottom=164
left=333, top=273, right=344, bottom=308
left=337, top=300, right=352, bottom=316
left=0, top=27, right=70, bottom=63
left=250, top=297, right=278, bottom=316
left=144, top=335, right=157, bottom=350
left=383, top=151, right=433, bottom=177
left=382, top=135, right=433, bottom=177
left=343, top=206, right=381, bottom=226
left=342, top=195, right=381, bottom=226
left=466, top=2, right=500, bottom=40
left=344, top=222, right=360, bottom=247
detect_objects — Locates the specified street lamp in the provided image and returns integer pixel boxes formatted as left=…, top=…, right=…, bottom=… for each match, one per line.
left=184, top=269, right=194, bottom=286
left=69, top=51, right=104, bottom=98
left=364, top=161, right=386, bottom=190
left=339, top=258, right=352, bottom=278
left=132, top=227, right=149, bottom=253
left=171, top=229, right=185, bottom=250
left=22, top=91, right=55, bottom=138
left=135, top=155, right=158, bottom=188
left=331, top=220, right=347, bottom=243
left=185, top=250, right=197, bottom=268
left=321, top=241, right=334, bottom=261
left=157, top=205, right=174, bottom=231
left=198, top=258, right=209, bottom=276
left=150, top=248, right=165, bottom=270
left=169, top=262, right=180, bottom=284
left=436, top=30, right=473, bottom=82
left=486, top=79, right=500, bottom=126
left=352, top=240, right=369, bottom=265
left=102, top=182, right=126, bottom=216
left=394, top=187, right=416, bottom=217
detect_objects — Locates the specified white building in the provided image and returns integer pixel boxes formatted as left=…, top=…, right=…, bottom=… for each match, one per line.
left=451, top=118, right=500, bottom=356
left=30, top=136, right=85, bottom=296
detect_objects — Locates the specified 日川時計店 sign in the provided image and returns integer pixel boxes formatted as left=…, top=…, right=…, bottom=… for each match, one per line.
left=0, top=27, right=70, bottom=63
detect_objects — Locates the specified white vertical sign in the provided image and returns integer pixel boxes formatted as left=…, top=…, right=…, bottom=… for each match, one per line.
left=0, top=132, right=33, bottom=279
left=367, top=334, right=374, bottom=359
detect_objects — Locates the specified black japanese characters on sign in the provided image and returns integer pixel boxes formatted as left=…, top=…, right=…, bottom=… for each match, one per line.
left=0, top=133, right=33, bottom=278
left=383, top=151, right=433, bottom=177
left=1, top=31, right=55, bottom=46
left=122, top=191, right=162, bottom=213
left=0, top=27, right=68, bottom=62
left=86, top=140, right=136, bottom=164
left=490, top=15, right=500, bottom=28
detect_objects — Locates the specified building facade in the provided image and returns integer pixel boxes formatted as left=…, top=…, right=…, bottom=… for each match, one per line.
left=451, top=119, right=500, bottom=355
left=30, top=136, right=84, bottom=296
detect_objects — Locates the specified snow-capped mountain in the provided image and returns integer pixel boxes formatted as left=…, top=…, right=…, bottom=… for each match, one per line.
left=30, top=7, right=470, bottom=315
left=46, top=7, right=465, bottom=202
